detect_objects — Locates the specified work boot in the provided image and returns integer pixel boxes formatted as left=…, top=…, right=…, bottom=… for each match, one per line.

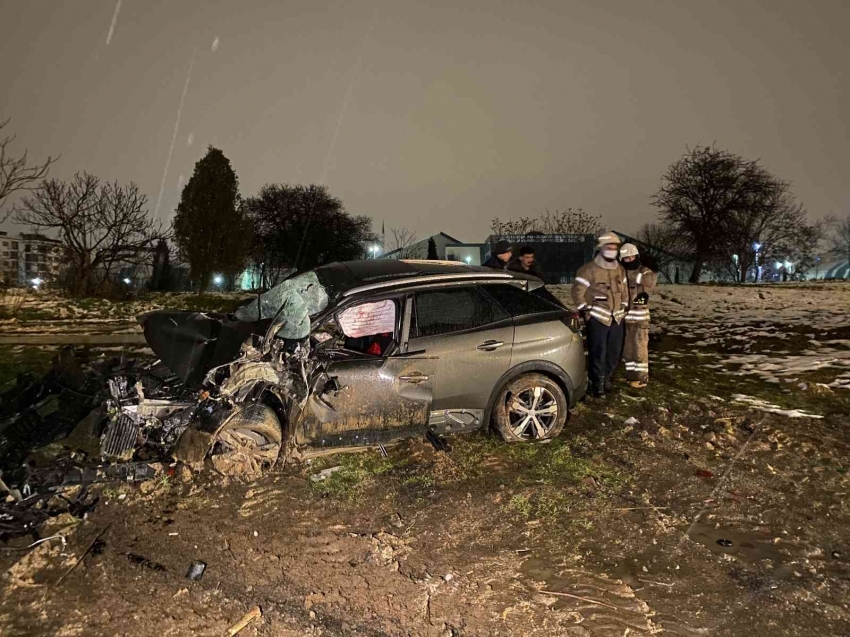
left=591, top=385, right=606, bottom=399
left=604, top=377, right=614, bottom=393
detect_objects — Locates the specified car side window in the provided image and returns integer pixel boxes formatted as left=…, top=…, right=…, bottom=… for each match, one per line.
left=482, top=284, right=564, bottom=317
left=336, top=299, right=397, bottom=356
left=412, top=287, right=509, bottom=338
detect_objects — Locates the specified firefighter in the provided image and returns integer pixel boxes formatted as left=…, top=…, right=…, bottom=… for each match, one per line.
left=620, top=243, right=657, bottom=388
left=571, top=232, right=629, bottom=398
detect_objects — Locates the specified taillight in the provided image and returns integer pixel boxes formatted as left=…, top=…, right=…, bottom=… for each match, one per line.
left=561, top=312, right=581, bottom=334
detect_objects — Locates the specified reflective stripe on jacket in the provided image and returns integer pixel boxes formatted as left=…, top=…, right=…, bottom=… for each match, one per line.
left=571, top=260, right=630, bottom=326
left=625, top=266, right=657, bottom=324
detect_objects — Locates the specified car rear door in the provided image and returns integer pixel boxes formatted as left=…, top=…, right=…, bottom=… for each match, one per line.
left=404, top=285, right=514, bottom=432
left=481, top=283, right=585, bottom=405
left=292, top=296, right=435, bottom=449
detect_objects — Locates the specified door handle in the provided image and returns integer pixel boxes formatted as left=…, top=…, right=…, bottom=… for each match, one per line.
left=477, top=340, right=504, bottom=351
left=399, top=372, right=429, bottom=384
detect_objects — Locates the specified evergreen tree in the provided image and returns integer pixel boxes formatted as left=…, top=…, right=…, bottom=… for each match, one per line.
left=427, top=237, right=438, bottom=260
left=172, top=146, right=251, bottom=291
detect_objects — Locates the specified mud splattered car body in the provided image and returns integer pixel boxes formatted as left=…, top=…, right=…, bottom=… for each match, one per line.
left=112, top=260, right=586, bottom=473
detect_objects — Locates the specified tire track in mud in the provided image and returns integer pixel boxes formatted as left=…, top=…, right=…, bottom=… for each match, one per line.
left=521, top=560, right=708, bottom=636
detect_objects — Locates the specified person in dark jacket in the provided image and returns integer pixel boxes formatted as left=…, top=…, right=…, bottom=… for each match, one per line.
left=508, top=246, right=545, bottom=282
left=482, top=240, right=513, bottom=270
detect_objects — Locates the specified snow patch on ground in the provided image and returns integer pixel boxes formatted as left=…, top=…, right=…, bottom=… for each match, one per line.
left=731, top=394, right=824, bottom=419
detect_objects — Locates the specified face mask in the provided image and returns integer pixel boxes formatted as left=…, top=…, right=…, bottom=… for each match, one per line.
left=601, top=249, right=618, bottom=261
left=622, top=258, right=640, bottom=270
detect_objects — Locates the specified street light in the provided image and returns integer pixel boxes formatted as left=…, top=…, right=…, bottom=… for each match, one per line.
left=123, top=277, right=132, bottom=285
left=753, top=243, right=762, bottom=282
left=31, top=277, right=43, bottom=289
left=213, top=274, right=224, bottom=286
left=464, top=256, right=472, bottom=264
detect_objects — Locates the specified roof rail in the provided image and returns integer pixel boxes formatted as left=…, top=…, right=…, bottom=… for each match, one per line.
left=342, top=272, right=513, bottom=297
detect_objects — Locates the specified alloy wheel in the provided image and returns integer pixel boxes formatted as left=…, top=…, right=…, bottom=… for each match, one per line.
left=507, top=386, right=559, bottom=440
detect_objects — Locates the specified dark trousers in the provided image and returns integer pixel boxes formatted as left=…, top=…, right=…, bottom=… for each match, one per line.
left=585, top=317, right=624, bottom=390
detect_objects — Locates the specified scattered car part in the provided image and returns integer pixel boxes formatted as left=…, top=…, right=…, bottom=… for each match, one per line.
left=186, top=560, right=207, bottom=580
left=425, top=429, right=450, bottom=452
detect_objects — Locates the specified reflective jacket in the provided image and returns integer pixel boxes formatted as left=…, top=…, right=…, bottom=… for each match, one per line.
left=625, top=266, right=657, bottom=324
left=570, top=260, right=630, bottom=326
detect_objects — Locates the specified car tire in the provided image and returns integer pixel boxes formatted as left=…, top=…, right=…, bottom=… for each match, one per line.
left=211, top=403, right=283, bottom=476
left=492, top=373, right=567, bottom=443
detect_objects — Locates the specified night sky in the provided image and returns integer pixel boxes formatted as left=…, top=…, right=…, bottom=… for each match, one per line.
left=2, top=0, right=847, bottom=241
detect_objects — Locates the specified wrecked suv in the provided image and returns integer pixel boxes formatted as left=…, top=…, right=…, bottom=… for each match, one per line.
left=113, top=260, right=586, bottom=474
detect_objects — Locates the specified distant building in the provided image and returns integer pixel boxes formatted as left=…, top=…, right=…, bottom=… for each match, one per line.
left=805, top=256, right=849, bottom=280
left=0, top=231, right=64, bottom=286
left=379, top=231, right=597, bottom=282
left=445, top=244, right=486, bottom=265
left=380, top=232, right=460, bottom=260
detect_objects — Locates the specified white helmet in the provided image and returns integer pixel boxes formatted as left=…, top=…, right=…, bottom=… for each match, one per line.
left=596, top=232, right=622, bottom=249
left=620, top=243, right=639, bottom=258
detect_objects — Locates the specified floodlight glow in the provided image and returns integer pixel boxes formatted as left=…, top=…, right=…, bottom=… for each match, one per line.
left=123, top=278, right=131, bottom=284
left=213, top=274, right=224, bottom=285
left=31, top=278, right=43, bottom=286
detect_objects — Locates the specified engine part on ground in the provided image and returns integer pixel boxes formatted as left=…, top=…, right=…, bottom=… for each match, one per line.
left=101, top=412, right=139, bottom=459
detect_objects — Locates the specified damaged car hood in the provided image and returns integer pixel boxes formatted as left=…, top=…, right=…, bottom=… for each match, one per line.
left=140, top=271, right=330, bottom=385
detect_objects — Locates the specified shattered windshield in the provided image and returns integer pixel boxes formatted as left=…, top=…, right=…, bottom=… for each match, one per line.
left=234, top=271, right=329, bottom=340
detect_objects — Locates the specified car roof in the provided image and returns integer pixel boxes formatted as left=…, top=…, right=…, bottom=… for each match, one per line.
left=315, top=259, right=539, bottom=300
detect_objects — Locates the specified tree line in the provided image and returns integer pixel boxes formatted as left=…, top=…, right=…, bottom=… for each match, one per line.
left=2, top=116, right=849, bottom=295
left=490, top=146, right=848, bottom=284
left=2, top=127, right=377, bottom=295
left=641, top=145, right=844, bottom=283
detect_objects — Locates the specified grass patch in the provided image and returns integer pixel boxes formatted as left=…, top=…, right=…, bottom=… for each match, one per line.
left=0, top=345, right=57, bottom=390
left=648, top=351, right=850, bottom=418
left=506, top=488, right=583, bottom=524
left=6, top=308, right=57, bottom=321
left=306, top=450, right=407, bottom=500
left=449, top=431, right=624, bottom=490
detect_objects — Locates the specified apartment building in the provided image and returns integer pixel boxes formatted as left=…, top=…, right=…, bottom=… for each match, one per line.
left=0, top=231, right=64, bottom=286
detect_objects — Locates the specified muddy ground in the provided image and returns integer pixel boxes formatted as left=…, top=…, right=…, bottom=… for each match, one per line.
left=1, top=283, right=849, bottom=636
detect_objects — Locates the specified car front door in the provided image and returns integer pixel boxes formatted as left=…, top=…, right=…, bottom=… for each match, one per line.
left=405, top=285, right=514, bottom=433
left=292, top=296, right=435, bottom=449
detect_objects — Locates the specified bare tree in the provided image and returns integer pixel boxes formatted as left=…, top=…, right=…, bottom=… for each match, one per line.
left=538, top=208, right=605, bottom=235
left=491, top=208, right=604, bottom=237
left=490, top=217, right=534, bottom=235
left=782, top=219, right=827, bottom=279
left=717, top=183, right=807, bottom=282
left=386, top=227, right=419, bottom=259
left=0, top=118, right=57, bottom=223
left=651, top=145, right=782, bottom=283
left=635, top=222, right=689, bottom=283
left=826, top=214, right=850, bottom=268
left=15, top=172, right=162, bottom=296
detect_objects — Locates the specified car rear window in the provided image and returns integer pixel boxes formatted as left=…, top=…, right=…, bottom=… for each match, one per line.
left=412, top=287, right=509, bottom=338
left=482, top=284, right=565, bottom=317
